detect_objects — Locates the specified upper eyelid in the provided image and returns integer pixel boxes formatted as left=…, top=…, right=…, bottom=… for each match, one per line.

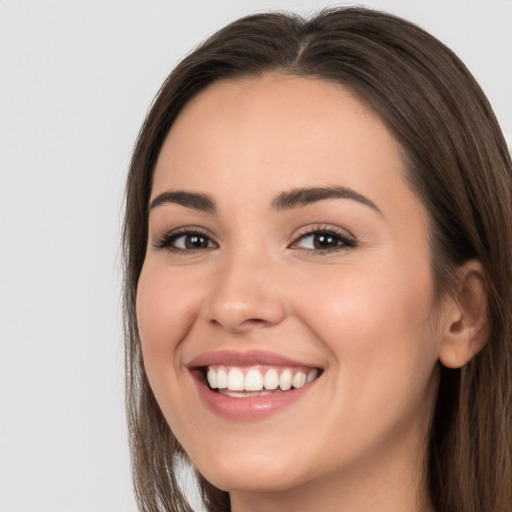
left=292, top=223, right=355, bottom=240
left=155, top=224, right=353, bottom=238
left=156, top=225, right=214, bottom=240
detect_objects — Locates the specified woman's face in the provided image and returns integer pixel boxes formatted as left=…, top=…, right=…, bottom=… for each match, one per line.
left=136, top=75, right=444, bottom=500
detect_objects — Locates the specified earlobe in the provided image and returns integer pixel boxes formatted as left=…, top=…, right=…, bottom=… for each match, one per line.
left=438, top=260, right=490, bottom=369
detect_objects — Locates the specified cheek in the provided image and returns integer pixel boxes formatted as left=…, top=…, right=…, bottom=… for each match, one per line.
left=136, top=262, right=200, bottom=374
left=292, top=258, right=439, bottom=383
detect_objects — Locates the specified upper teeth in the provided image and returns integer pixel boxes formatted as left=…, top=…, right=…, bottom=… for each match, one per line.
left=206, top=366, right=318, bottom=392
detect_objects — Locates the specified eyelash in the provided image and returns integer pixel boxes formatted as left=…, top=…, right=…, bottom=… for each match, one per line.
left=292, top=226, right=357, bottom=254
left=154, top=227, right=215, bottom=254
left=154, top=225, right=357, bottom=255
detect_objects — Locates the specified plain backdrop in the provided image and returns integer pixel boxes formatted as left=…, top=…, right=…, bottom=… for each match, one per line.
left=0, top=1, right=510, bottom=511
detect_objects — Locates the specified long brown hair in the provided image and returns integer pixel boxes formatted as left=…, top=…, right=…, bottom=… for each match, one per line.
left=123, top=7, right=512, bottom=511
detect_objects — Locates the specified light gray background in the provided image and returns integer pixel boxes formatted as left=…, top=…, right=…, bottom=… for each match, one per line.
left=1, top=1, right=510, bottom=511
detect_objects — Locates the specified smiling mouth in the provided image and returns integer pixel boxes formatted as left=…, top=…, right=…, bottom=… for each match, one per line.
left=203, top=365, right=321, bottom=397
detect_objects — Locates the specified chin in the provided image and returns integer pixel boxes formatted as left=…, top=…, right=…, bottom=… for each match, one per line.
left=193, top=448, right=308, bottom=494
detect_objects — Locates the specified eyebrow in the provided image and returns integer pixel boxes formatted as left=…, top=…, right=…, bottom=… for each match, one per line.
left=271, top=186, right=382, bottom=214
left=148, top=185, right=381, bottom=215
left=149, top=191, right=216, bottom=213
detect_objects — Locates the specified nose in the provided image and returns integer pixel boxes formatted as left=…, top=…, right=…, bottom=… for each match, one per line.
left=203, top=251, right=286, bottom=333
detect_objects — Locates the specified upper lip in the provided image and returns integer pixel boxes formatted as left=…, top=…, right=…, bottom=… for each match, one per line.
left=187, top=350, right=321, bottom=369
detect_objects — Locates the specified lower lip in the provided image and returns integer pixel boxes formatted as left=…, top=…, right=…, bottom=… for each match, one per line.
left=192, top=373, right=318, bottom=421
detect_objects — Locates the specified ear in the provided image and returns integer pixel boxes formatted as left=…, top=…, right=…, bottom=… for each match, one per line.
left=438, top=260, right=490, bottom=369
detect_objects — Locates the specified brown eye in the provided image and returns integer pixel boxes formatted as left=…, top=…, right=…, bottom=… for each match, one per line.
left=156, top=230, right=217, bottom=252
left=311, top=233, right=341, bottom=250
left=183, top=234, right=210, bottom=249
left=293, top=229, right=356, bottom=253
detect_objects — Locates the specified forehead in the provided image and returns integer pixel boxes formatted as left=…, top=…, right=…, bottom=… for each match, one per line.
left=152, top=74, right=416, bottom=220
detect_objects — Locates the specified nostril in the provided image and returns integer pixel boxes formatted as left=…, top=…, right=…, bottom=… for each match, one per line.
left=245, top=318, right=268, bottom=326
left=208, top=314, right=276, bottom=332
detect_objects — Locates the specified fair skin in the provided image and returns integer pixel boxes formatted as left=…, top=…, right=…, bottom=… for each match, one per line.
left=136, top=74, right=488, bottom=512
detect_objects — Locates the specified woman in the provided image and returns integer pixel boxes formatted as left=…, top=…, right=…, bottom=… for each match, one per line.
left=123, top=7, right=512, bottom=511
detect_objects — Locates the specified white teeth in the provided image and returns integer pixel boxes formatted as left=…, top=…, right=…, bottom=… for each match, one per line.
left=222, top=390, right=273, bottom=398
left=292, top=371, right=306, bottom=389
left=279, top=369, right=292, bottom=391
left=245, top=369, right=264, bottom=391
left=206, top=365, right=320, bottom=392
left=227, top=368, right=245, bottom=391
left=217, top=368, right=228, bottom=389
left=306, top=368, right=318, bottom=383
left=263, top=368, right=279, bottom=390
left=207, top=367, right=217, bottom=389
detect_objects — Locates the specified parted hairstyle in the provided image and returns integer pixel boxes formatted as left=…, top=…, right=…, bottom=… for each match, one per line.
left=123, top=7, right=512, bottom=512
